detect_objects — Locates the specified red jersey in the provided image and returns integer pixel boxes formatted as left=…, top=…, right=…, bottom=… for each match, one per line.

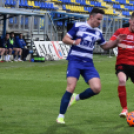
left=110, top=27, right=134, bottom=66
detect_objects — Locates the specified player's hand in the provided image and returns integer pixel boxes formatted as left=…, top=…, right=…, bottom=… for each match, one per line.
left=74, top=38, right=81, bottom=45
left=117, top=34, right=127, bottom=42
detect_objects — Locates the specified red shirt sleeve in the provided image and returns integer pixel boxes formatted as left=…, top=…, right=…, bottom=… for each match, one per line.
left=110, top=28, right=121, bottom=41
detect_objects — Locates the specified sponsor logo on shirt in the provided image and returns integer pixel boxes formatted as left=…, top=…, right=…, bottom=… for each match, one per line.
left=127, top=35, right=133, bottom=40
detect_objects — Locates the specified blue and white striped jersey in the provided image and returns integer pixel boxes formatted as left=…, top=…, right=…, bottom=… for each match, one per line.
left=66, top=21, right=106, bottom=62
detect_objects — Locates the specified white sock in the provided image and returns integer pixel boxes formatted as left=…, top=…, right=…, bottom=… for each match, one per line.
left=8, top=55, right=11, bottom=61
left=5, top=55, right=8, bottom=61
left=58, top=114, right=64, bottom=118
left=76, top=94, right=80, bottom=101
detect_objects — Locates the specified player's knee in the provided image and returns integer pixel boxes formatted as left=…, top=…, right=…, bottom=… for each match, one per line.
left=118, top=79, right=126, bottom=86
left=66, top=85, right=76, bottom=93
left=91, top=85, right=101, bottom=94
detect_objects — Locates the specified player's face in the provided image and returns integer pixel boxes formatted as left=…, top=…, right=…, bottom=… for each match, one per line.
left=20, top=34, right=23, bottom=39
left=91, top=13, right=103, bottom=28
left=129, top=18, right=134, bottom=32
left=6, top=34, right=9, bottom=39
left=11, top=34, right=14, bottom=38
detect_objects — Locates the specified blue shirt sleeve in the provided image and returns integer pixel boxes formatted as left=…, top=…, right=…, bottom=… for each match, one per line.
left=97, top=32, right=106, bottom=45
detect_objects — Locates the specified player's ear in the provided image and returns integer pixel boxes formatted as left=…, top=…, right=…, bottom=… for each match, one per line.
left=89, top=15, right=93, bottom=20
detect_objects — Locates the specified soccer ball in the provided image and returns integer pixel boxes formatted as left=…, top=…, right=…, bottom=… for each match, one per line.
left=126, top=111, right=134, bottom=127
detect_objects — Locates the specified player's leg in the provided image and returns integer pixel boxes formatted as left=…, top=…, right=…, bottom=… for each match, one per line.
left=56, top=61, right=80, bottom=124
left=117, top=72, right=128, bottom=117
left=13, top=48, right=19, bottom=61
left=5, top=48, right=8, bottom=61
left=8, top=48, right=13, bottom=61
left=69, top=78, right=101, bottom=104
left=80, top=77, right=101, bottom=99
left=18, top=48, right=22, bottom=61
left=22, top=48, right=29, bottom=61
left=56, top=77, right=77, bottom=124
left=68, top=67, right=100, bottom=107
left=0, top=48, right=6, bottom=62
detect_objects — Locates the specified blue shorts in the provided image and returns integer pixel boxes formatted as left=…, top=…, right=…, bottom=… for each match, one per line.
left=67, top=60, right=100, bottom=83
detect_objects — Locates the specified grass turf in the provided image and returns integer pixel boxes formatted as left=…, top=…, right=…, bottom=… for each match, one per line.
left=0, top=55, right=134, bottom=134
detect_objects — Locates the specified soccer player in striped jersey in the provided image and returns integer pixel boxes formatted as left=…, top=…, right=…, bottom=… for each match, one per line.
left=110, top=12, right=134, bottom=118
left=56, top=7, right=127, bottom=124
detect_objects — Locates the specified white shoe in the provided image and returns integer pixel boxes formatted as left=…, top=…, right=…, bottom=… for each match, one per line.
left=119, top=109, right=128, bottom=118
left=18, top=59, right=23, bottom=62
left=14, top=59, right=18, bottom=62
left=8, top=60, right=13, bottom=62
left=56, top=117, right=65, bottom=124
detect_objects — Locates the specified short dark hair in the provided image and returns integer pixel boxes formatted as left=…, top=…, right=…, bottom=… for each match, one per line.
left=10, top=32, right=14, bottom=35
left=90, top=7, right=105, bottom=16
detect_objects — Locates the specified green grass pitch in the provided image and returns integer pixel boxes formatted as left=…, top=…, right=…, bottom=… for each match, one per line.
left=0, top=55, right=134, bottom=134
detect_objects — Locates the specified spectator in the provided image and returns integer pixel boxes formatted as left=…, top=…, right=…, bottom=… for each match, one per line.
left=18, top=33, right=29, bottom=61
left=7, top=32, right=14, bottom=61
left=0, top=33, right=9, bottom=62
left=13, top=35, right=22, bottom=61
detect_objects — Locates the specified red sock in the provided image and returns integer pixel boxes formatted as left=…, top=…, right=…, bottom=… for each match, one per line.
left=118, top=86, right=127, bottom=109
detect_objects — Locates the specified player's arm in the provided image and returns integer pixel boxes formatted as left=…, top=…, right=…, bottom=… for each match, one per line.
left=62, top=34, right=81, bottom=45
left=101, top=34, right=126, bottom=50
left=62, top=23, right=81, bottom=45
left=101, top=34, right=127, bottom=50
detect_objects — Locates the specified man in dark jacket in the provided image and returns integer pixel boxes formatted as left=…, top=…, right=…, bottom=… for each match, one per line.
left=17, top=33, right=29, bottom=61
left=7, top=32, right=14, bottom=61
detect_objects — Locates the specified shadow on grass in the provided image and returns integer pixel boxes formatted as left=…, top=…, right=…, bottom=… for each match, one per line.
left=42, top=123, right=84, bottom=134
left=103, top=124, right=130, bottom=134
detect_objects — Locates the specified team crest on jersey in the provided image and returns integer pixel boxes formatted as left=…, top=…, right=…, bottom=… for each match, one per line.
left=127, top=35, right=133, bottom=40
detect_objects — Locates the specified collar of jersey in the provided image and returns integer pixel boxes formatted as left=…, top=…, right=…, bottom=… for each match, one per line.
left=86, top=21, right=94, bottom=29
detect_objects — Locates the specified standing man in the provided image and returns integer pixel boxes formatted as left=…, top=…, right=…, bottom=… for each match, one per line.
left=56, top=7, right=127, bottom=124
left=110, top=12, right=134, bottom=118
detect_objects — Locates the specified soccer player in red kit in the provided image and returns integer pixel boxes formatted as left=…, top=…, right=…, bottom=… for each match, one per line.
left=110, top=12, right=134, bottom=117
